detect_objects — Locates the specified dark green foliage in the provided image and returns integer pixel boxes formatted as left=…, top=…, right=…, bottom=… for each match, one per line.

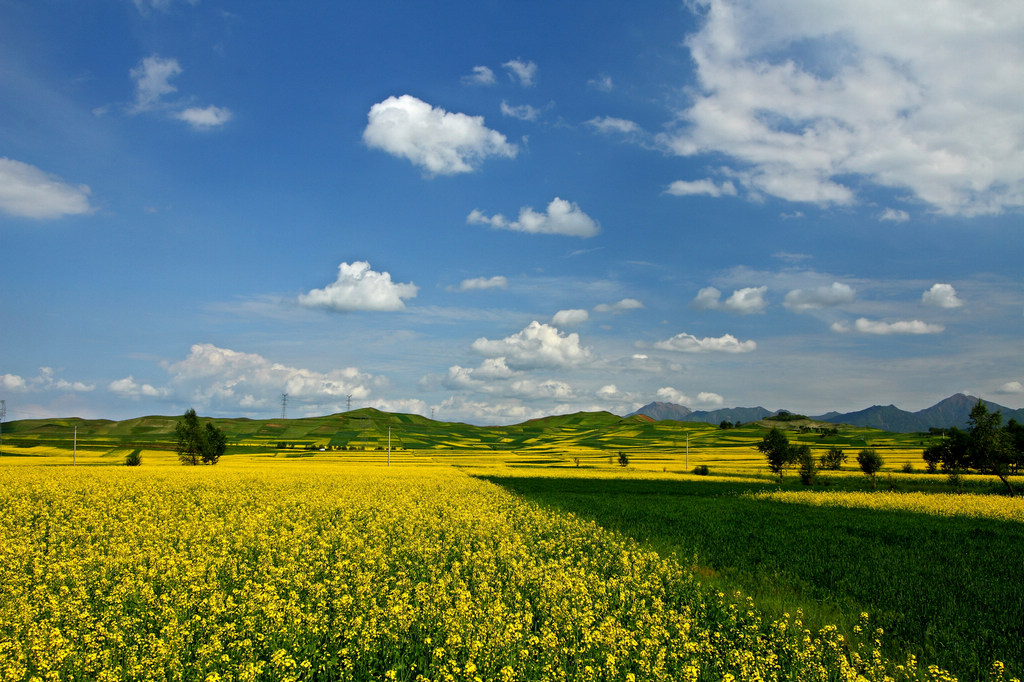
left=757, top=427, right=797, bottom=482
left=794, top=444, right=816, bottom=485
left=765, top=411, right=808, bottom=422
left=617, top=451, right=629, bottom=467
left=124, top=448, right=142, bottom=466
left=857, top=448, right=884, bottom=487
left=819, top=446, right=846, bottom=470
left=922, top=401, right=1019, bottom=495
left=175, top=408, right=226, bottom=466
left=718, top=420, right=734, bottom=430
left=692, top=464, right=710, bottom=476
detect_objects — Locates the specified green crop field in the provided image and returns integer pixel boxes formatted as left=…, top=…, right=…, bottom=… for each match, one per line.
left=1, top=409, right=1021, bottom=681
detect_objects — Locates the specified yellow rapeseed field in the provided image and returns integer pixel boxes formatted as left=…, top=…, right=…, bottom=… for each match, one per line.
left=0, top=463, right=1016, bottom=681
left=747, top=490, right=1024, bottom=524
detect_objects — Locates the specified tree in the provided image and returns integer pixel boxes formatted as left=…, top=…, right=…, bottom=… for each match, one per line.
left=857, top=448, right=884, bottom=489
left=819, top=447, right=846, bottom=470
left=175, top=408, right=226, bottom=466
left=794, top=444, right=816, bottom=485
left=965, top=401, right=1016, bottom=496
left=617, top=451, right=629, bottom=467
left=757, top=427, right=796, bottom=483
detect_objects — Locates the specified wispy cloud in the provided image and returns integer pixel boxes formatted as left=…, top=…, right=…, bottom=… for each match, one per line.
left=833, top=318, right=945, bottom=335
left=653, top=332, right=756, bottom=353
left=456, top=275, right=508, bottom=292
left=461, top=65, right=496, bottom=86
left=665, top=179, right=737, bottom=198
left=784, top=282, right=856, bottom=312
left=0, top=158, right=92, bottom=219
left=502, top=59, right=537, bottom=87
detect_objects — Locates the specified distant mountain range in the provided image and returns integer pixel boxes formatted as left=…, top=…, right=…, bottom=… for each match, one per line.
left=627, top=394, right=1024, bottom=432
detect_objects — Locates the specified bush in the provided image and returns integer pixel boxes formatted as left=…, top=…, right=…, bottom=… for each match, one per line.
left=819, top=446, right=846, bottom=470
left=902, top=462, right=914, bottom=474
left=124, top=448, right=142, bottom=466
left=617, top=451, right=629, bottom=467
left=795, top=444, right=816, bottom=485
left=692, top=464, right=710, bottom=476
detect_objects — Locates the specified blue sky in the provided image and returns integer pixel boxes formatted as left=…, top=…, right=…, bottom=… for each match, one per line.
left=2, top=0, right=1022, bottom=424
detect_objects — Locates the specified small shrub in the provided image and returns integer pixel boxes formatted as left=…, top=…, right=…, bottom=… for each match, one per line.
left=124, top=448, right=142, bottom=467
left=794, top=444, right=816, bottom=485
left=692, top=464, right=710, bottom=476
left=819, top=446, right=846, bottom=470
left=902, top=462, right=914, bottom=474
left=617, top=451, right=629, bottom=467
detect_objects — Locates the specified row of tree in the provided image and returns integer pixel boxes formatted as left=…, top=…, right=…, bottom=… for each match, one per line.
left=923, top=400, right=1022, bottom=495
left=756, top=400, right=1020, bottom=495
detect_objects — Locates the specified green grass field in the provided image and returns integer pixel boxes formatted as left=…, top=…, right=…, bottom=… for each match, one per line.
left=2, top=409, right=1020, bottom=681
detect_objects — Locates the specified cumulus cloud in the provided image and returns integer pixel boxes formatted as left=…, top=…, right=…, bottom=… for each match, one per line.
left=552, top=309, right=589, bottom=327
left=656, top=387, right=692, bottom=404
left=654, top=332, right=756, bottom=353
left=472, top=321, right=592, bottom=369
left=784, top=282, right=856, bottom=312
left=661, top=0, right=1024, bottom=215
left=847, top=318, right=945, bottom=334
left=109, top=376, right=169, bottom=399
left=503, top=59, right=537, bottom=86
left=0, top=158, right=93, bottom=219
left=468, top=197, right=600, bottom=237
left=922, top=283, right=964, bottom=308
left=298, top=261, right=418, bottom=312
left=594, top=298, right=644, bottom=313
left=175, top=105, right=233, bottom=129
left=597, top=384, right=619, bottom=399
left=692, top=286, right=766, bottom=314
left=664, top=179, right=738, bottom=198
left=363, top=95, right=517, bottom=176
left=501, top=101, right=541, bottom=121
left=1, top=374, right=28, bottom=391
left=462, top=65, right=496, bottom=86
left=996, top=381, right=1024, bottom=395
left=167, top=343, right=373, bottom=410
left=457, top=275, right=508, bottom=291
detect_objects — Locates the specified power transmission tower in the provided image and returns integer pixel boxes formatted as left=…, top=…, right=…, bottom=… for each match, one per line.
left=281, top=393, right=288, bottom=419
left=346, top=394, right=352, bottom=412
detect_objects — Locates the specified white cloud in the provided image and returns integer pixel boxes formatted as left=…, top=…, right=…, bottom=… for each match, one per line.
left=457, top=275, right=508, bottom=291
left=722, top=286, right=767, bottom=314
left=468, top=197, right=600, bottom=237
left=588, top=75, right=614, bottom=92
left=175, top=105, right=233, bottom=129
left=552, top=309, right=589, bottom=327
left=472, top=321, right=592, bottom=369
left=662, top=0, right=1024, bottom=215
left=363, top=95, right=517, bottom=176
left=996, top=381, right=1024, bottom=395
left=462, top=65, right=496, bottom=86
left=167, top=343, right=374, bottom=410
left=597, top=384, right=619, bottom=398
left=0, top=158, right=93, bottom=219
left=852, top=318, right=945, bottom=335
left=501, top=101, right=541, bottom=121
left=586, top=116, right=641, bottom=136
left=665, top=179, right=738, bottom=198
left=503, top=59, right=537, bottom=87
left=594, top=298, right=644, bottom=313
left=657, top=387, right=692, bottom=404
left=109, top=376, right=168, bottom=399
left=1, top=374, right=28, bottom=391
left=298, top=261, right=418, bottom=312
left=509, top=378, right=574, bottom=400
left=880, top=208, right=910, bottom=222
left=691, top=286, right=722, bottom=311
left=922, top=283, right=964, bottom=308
left=692, top=285, right=766, bottom=313
left=130, top=54, right=181, bottom=112
left=438, top=396, right=548, bottom=425
left=698, top=391, right=725, bottom=406
left=784, top=282, right=856, bottom=312
left=654, top=332, right=756, bottom=353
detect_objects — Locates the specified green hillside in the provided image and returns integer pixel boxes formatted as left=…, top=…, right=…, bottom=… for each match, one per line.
left=2, top=407, right=938, bottom=460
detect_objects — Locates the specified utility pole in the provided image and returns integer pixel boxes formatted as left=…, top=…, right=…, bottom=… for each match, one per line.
left=0, top=400, right=5, bottom=455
